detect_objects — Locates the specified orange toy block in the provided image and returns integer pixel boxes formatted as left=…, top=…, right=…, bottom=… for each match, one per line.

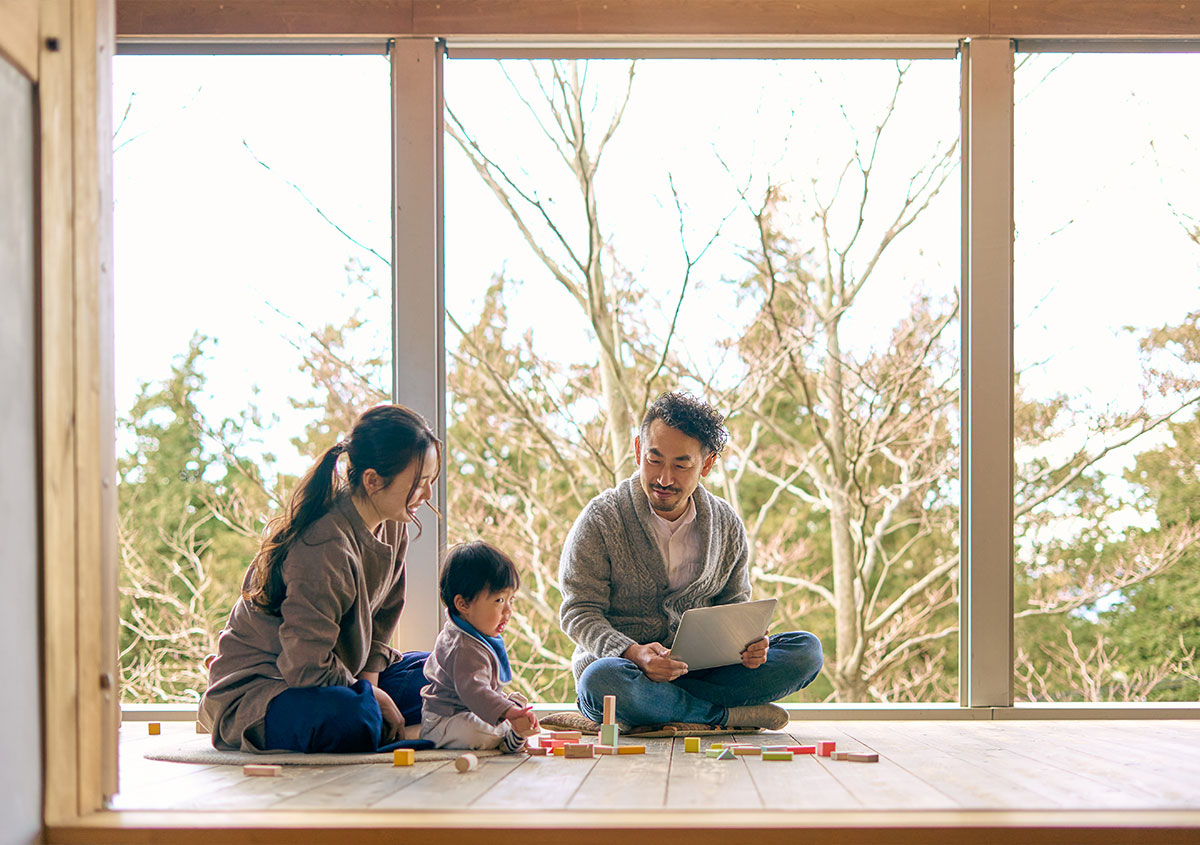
left=603, top=694, right=617, bottom=725
left=147, top=723, right=161, bottom=735
left=564, top=743, right=594, bottom=758
left=616, top=745, right=646, bottom=755
left=553, top=746, right=567, bottom=756
left=393, top=748, right=415, bottom=766
left=817, top=740, right=836, bottom=757
left=243, top=764, right=281, bottom=777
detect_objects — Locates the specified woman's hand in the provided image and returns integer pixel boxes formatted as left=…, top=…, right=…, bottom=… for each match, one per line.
left=740, top=636, right=769, bottom=669
left=372, top=685, right=405, bottom=743
left=624, top=642, right=688, bottom=682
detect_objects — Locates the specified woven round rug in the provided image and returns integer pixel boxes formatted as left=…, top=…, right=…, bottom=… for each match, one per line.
left=145, top=735, right=501, bottom=766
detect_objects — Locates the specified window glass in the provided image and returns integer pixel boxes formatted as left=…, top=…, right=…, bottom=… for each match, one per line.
left=1014, top=53, right=1200, bottom=702
left=113, top=54, right=391, bottom=702
left=444, top=58, right=961, bottom=702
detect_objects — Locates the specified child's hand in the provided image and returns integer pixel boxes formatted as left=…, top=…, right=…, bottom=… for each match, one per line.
left=506, top=705, right=539, bottom=738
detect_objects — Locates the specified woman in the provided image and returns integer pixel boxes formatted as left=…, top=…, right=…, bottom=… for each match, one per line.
left=198, top=404, right=440, bottom=753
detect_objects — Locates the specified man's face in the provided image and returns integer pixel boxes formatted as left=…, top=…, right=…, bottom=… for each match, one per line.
left=634, top=418, right=718, bottom=521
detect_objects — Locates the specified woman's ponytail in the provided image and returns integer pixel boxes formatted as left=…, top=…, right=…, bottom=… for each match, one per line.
left=242, top=406, right=439, bottom=616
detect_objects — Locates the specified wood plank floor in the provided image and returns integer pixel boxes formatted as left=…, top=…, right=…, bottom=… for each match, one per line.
left=112, top=719, right=1200, bottom=813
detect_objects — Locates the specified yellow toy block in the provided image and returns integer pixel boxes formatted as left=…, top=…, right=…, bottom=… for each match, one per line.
left=393, top=748, right=415, bottom=766
left=616, top=745, right=645, bottom=755
left=684, top=737, right=700, bottom=753
left=553, top=746, right=566, bottom=756
left=762, top=750, right=794, bottom=761
left=732, top=746, right=761, bottom=756
left=147, top=723, right=161, bottom=735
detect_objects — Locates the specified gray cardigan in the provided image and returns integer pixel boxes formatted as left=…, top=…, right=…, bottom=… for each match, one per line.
left=558, top=474, right=751, bottom=679
left=198, top=491, right=408, bottom=751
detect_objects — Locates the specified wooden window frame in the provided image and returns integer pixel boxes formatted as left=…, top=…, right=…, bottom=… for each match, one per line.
left=42, top=1, right=1200, bottom=840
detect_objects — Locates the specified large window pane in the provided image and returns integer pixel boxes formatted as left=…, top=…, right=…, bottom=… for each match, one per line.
left=113, top=54, right=391, bottom=702
left=444, top=58, right=961, bottom=703
left=1014, top=53, right=1200, bottom=702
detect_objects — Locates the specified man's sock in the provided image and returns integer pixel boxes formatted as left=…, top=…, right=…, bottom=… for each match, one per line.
left=501, top=729, right=526, bottom=753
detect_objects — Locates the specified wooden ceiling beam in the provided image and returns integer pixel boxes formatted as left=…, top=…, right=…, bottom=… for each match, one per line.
left=115, top=0, right=1200, bottom=40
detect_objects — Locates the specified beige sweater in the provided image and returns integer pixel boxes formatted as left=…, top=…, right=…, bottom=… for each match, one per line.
left=198, top=492, right=408, bottom=751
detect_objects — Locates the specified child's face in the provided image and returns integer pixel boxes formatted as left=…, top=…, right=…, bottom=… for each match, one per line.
left=454, top=587, right=516, bottom=637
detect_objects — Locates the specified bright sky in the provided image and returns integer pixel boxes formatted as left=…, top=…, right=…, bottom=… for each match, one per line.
left=111, top=51, right=1200, bottom=484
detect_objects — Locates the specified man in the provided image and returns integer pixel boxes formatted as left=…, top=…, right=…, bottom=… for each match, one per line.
left=559, top=391, right=823, bottom=730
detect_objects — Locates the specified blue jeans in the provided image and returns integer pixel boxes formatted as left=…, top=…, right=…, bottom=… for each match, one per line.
left=576, top=631, right=823, bottom=727
left=263, top=651, right=434, bottom=753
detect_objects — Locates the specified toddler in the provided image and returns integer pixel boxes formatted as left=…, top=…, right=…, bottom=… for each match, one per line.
left=420, top=541, right=539, bottom=752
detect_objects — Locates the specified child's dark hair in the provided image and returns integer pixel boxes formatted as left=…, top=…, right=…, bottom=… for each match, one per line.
left=439, top=541, right=520, bottom=610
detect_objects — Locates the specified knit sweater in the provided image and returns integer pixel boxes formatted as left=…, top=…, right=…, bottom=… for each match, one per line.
left=198, top=491, right=408, bottom=751
left=558, top=474, right=751, bottom=679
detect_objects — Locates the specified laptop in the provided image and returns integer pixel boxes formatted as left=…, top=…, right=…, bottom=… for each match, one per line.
left=667, top=598, right=778, bottom=671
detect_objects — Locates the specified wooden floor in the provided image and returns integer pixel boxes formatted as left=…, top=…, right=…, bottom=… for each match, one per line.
left=113, top=718, right=1200, bottom=813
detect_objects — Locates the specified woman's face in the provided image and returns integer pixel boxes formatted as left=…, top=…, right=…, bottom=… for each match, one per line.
left=368, top=442, right=439, bottom=524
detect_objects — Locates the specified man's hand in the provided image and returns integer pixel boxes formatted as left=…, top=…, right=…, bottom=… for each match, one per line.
left=372, top=685, right=405, bottom=743
left=624, top=642, right=688, bottom=682
left=740, top=635, right=769, bottom=669
left=506, top=705, right=540, bottom=738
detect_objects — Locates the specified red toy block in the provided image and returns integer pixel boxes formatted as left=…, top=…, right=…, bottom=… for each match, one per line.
left=788, top=745, right=817, bottom=754
left=817, top=740, right=836, bottom=757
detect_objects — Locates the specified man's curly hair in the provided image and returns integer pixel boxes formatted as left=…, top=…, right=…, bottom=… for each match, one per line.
left=640, top=391, right=728, bottom=456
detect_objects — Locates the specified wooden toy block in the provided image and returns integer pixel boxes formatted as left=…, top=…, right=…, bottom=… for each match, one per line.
left=243, top=764, right=281, bottom=777
left=603, top=694, right=617, bottom=725
left=147, top=723, right=161, bottom=735
left=830, top=751, right=851, bottom=761
left=593, top=745, right=619, bottom=755
left=455, top=753, right=480, bottom=772
left=762, top=745, right=791, bottom=752
left=846, top=752, right=879, bottom=763
left=525, top=744, right=548, bottom=756
left=684, top=737, right=701, bottom=753
left=616, top=745, right=646, bottom=755
left=788, top=745, right=817, bottom=754
left=732, top=746, right=761, bottom=756
left=195, top=721, right=209, bottom=734
left=548, top=730, right=583, bottom=741
left=706, top=748, right=726, bottom=758
left=393, top=748, right=415, bottom=766
left=762, top=751, right=794, bottom=761
left=817, top=740, right=836, bottom=757
left=716, top=747, right=736, bottom=760
left=600, top=723, right=619, bottom=746
left=565, top=743, right=594, bottom=758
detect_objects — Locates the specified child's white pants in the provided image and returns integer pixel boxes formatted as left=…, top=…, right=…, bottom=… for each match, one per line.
left=420, top=708, right=509, bottom=750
